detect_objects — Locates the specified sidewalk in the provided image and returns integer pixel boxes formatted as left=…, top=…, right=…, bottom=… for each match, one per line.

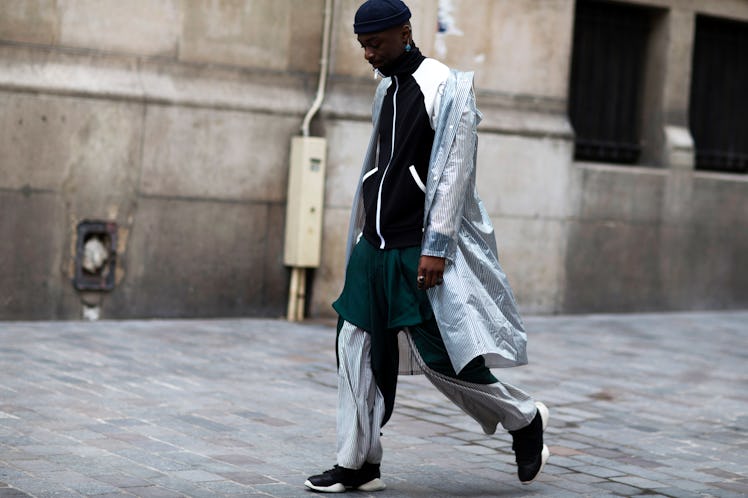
left=0, top=311, right=746, bottom=497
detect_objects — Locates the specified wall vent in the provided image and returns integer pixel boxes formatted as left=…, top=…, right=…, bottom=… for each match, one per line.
left=73, top=220, right=117, bottom=291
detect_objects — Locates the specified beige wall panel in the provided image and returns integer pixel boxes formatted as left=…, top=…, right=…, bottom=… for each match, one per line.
left=0, top=91, right=143, bottom=206
left=435, top=0, right=575, bottom=96
left=491, top=216, right=566, bottom=314
left=0, top=0, right=60, bottom=45
left=662, top=9, right=695, bottom=123
left=57, top=0, right=180, bottom=56
left=659, top=224, right=748, bottom=310
left=180, top=0, right=291, bottom=70
left=0, top=191, right=66, bottom=320
left=332, top=0, right=365, bottom=77
left=115, top=197, right=269, bottom=318
left=310, top=206, right=349, bottom=317
left=575, top=165, right=668, bottom=224
left=689, top=174, right=748, bottom=229
left=323, top=119, right=372, bottom=209
left=140, top=105, right=298, bottom=203
left=476, top=133, right=574, bottom=218
left=288, top=0, right=324, bottom=73
left=1, top=91, right=73, bottom=190
left=564, top=220, right=665, bottom=312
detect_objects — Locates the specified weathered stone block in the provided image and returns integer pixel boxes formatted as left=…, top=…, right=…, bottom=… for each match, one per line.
left=110, top=197, right=277, bottom=318
left=659, top=225, right=748, bottom=310
left=491, top=216, right=566, bottom=314
left=323, top=119, right=371, bottom=209
left=476, top=133, right=574, bottom=218
left=0, top=91, right=143, bottom=212
left=180, top=0, right=293, bottom=70
left=140, top=105, right=298, bottom=203
left=0, top=191, right=66, bottom=320
left=434, top=0, right=575, bottom=97
left=574, top=164, right=668, bottom=224
left=0, top=0, right=59, bottom=45
left=263, top=203, right=289, bottom=318
left=563, top=221, right=665, bottom=313
left=57, top=0, right=180, bottom=56
left=309, top=207, right=349, bottom=317
left=689, top=174, right=748, bottom=229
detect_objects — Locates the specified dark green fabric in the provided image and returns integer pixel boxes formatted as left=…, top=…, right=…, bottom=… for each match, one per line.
left=409, top=319, right=498, bottom=384
left=333, top=238, right=497, bottom=425
left=333, top=238, right=433, bottom=330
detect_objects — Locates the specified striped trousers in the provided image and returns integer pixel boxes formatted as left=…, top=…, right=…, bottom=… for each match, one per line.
left=336, top=320, right=537, bottom=469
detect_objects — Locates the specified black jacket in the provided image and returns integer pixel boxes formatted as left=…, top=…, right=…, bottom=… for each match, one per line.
left=361, top=48, right=450, bottom=249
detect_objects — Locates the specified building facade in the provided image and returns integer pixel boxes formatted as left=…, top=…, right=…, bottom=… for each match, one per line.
left=0, top=0, right=746, bottom=320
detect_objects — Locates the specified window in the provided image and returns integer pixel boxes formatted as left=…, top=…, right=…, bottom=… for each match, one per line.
left=690, top=15, right=748, bottom=174
left=568, top=0, right=660, bottom=164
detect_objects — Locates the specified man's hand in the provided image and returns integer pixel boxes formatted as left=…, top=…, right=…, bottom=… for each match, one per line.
left=417, top=255, right=446, bottom=290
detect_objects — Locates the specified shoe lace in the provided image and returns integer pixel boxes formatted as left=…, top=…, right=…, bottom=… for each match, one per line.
left=322, top=465, right=341, bottom=475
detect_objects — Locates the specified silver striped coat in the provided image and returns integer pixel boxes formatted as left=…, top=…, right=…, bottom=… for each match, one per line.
left=344, top=69, right=528, bottom=374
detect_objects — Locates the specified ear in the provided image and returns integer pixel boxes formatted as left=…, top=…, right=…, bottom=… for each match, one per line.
left=400, top=24, right=412, bottom=44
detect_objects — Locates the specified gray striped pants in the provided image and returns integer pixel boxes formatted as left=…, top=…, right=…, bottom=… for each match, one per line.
left=336, top=320, right=537, bottom=469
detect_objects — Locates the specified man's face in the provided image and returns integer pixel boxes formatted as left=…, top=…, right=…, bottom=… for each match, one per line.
left=357, top=25, right=408, bottom=70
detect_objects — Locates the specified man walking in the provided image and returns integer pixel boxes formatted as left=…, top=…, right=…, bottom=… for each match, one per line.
left=305, top=0, right=549, bottom=492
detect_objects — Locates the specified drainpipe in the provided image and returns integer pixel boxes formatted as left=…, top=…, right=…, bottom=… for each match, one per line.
left=284, top=0, right=334, bottom=321
left=301, top=0, right=334, bottom=139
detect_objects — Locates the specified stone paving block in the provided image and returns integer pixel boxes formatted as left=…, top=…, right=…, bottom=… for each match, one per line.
left=88, top=475, right=149, bottom=492
left=199, top=479, right=257, bottom=495
left=217, top=471, right=278, bottom=486
left=2, top=477, right=82, bottom=497
left=117, top=486, right=183, bottom=498
left=610, top=474, right=670, bottom=489
left=650, top=488, right=707, bottom=498
left=575, top=464, right=625, bottom=478
left=169, top=469, right=224, bottom=483
left=0, top=489, right=32, bottom=498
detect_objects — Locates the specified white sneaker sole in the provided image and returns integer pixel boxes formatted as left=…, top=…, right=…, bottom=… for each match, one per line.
left=521, top=444, right=550, bottom=485
left=303, top=478, right=386, bottom=493
left=304, top=480, right=345, bottom=493
left=357, top=478, right=386, bottom=491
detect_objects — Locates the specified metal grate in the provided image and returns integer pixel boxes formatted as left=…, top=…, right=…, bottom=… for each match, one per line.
left=690, top=15, right=748, bottom=174
left=568, top=0, right=656, bottom=164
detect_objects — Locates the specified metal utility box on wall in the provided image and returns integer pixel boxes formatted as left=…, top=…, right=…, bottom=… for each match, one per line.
left=283, top=136, right=327, bottom=268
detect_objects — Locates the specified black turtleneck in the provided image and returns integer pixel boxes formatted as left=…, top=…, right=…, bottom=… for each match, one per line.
left=361, top=47, right=449, bottom=250
left=378, top=46, right=426, bottom=77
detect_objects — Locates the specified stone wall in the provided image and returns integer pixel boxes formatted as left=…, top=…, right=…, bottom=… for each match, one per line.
left=0, top=0, right=746, bottom=320
left=0, top=0, right=327, bottom=319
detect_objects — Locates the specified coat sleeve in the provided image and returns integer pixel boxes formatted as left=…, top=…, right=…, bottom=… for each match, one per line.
left=421, top=90, right=478, bottom=262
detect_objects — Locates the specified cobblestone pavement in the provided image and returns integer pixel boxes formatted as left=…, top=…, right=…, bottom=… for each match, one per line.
left=0, top=311, right=746, bottom=497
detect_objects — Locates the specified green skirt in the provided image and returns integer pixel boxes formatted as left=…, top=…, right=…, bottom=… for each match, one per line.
left=333, top=238, right=496, bottom=424
left=333, top=238, right=432, bottom=331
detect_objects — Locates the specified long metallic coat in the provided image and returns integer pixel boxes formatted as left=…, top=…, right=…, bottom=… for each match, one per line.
left=344, top=69, right=528, bottom=374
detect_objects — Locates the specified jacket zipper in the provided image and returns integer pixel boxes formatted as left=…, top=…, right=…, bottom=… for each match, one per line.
left=375, top=75, right=398, bottom=249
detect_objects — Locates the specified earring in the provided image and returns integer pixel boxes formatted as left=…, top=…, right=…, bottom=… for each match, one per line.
left=405, top=43, right=412, bottom=52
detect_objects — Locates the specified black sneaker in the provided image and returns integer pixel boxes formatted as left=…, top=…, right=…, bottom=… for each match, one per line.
left=509, top=401, right=550, bottom=484
left=304, top=462, right=386, bottom=493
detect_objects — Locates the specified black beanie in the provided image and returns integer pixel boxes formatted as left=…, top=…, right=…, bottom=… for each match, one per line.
left=354, top=0, right=411, bottom=34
